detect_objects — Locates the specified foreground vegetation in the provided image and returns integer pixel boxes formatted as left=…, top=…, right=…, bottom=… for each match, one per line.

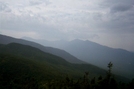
left=1, top=54, right=133, bottom=89
left=44, top=62, right=134, bottom=89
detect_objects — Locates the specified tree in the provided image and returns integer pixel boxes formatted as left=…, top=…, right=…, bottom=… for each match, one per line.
left=99, top=62, right=115, bottom=89
left=107, top=62, right=113, bottom=80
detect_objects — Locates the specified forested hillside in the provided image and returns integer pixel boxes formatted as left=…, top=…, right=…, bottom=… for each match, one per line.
left=0, top=43, right=104, bottom=88
left=0, top=43, right=132, bottom=89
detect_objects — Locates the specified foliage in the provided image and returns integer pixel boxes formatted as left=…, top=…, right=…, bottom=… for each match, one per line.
left=43, top=62, right=134, bottom=89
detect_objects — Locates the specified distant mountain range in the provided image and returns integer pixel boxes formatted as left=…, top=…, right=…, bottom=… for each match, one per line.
left=1, top=34, right=134, bottom=79
left=0, top=34, right=85, bottom=64
left=27, top=38, right=134, bottom=79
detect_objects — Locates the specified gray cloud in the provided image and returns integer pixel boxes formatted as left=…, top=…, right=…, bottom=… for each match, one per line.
left=29, top=0, right=51, bottom=6
left=0, top=2, right=11, bottom=12
left=0, top=2, right=6, bottom=11
left=102, top=0, right=134, bottom=7
left=92, top=0, right=134, bottom=34
left=0, top=0, right=134, bottom=51
left=110, top=4, right=133, bottom=13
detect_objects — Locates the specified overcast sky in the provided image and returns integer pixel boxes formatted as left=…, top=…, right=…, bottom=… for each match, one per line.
left=0, top=0, right=134, bottom=51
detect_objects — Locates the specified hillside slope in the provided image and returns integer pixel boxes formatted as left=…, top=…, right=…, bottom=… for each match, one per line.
left=0, top=43, right=130, bottom=88
left=0, top=43, right=106, bottom=76
left=0, top=34, right=85, bottom=64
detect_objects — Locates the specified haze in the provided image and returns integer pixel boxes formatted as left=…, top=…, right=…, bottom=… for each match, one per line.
left=0, top=0, right=134, bottom=51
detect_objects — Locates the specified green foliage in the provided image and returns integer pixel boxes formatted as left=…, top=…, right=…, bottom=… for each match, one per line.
left=0, top=53, right=59, bottom=89
left=43, top=62, right=134, bottom=89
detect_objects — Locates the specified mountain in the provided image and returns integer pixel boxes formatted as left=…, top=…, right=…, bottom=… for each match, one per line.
left=0, top=34, right=85, bottom=64
left=33, top=39, right=134, bottom=79
left=0, top=43, right=110, bottom=88
left=1, top=34, right=133, bottom=79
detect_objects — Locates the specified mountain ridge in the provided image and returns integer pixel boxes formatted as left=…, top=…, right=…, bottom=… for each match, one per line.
left=0, top=34, right=85, bottom=64
left=30, top=38, right=134, bottom=79
left=0, top=43, right=108, bottom=78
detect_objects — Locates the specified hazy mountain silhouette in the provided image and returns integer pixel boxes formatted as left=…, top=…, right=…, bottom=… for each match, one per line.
left=33, top=39, right=134, bottom=79
left=0, top=34, right=85, bottom=64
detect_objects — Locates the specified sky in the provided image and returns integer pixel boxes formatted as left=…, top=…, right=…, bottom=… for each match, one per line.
left=0, top=0, right=134, bottom=51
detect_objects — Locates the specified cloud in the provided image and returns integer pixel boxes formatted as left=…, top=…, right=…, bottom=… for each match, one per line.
left=89, top=0, right=134, bottom=34
left=0, top=0, right=134, bottom=51
left=29, top=0, right=43, bottom=6
left=0, top=2, right=11, bottom=12
left=0, top=2, right=7, bottom=11
left=29, top=0, right=50, bottom=6
left=102, top=0, right=134, bottom=7
left=110, top=4, right=133, bottom=13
